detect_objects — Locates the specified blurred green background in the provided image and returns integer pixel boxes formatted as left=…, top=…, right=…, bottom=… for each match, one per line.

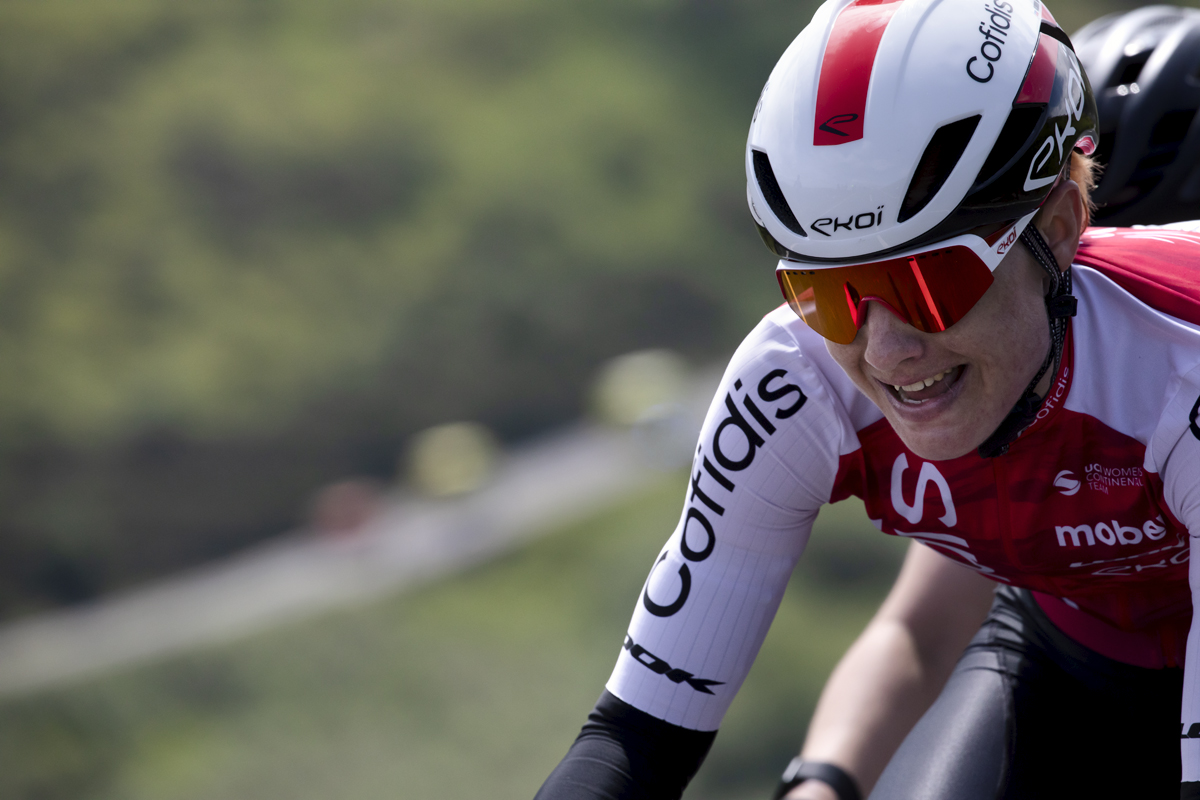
left=0, top=0, right=1167, bottom=617
left=0, top=0, right=1190, bottom=798
left=0, top=0, right=791, bottom=617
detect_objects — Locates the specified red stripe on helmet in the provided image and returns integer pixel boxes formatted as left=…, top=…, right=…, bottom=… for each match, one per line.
left=1015, top=33, right=1060, bottom=104
left=1039, top=3, right=1058, bottom=27
left=813, top=0, right=905, bottom=147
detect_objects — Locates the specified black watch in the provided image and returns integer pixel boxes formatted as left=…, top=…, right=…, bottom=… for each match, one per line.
left=771, top=757, right=862, bottom=800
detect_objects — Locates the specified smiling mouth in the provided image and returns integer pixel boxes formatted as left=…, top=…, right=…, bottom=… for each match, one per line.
left=887, top=366, right=964, bottom=404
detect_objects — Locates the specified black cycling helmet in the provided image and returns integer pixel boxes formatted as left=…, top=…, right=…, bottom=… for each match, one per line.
left=1074, top=5, right=1200, bottom=225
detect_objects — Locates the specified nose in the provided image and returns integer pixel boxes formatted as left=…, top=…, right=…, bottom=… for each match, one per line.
left=859, top=300, right=925, bottom=374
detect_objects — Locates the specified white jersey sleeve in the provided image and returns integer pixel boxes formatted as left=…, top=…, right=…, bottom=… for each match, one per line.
left=1158, top=367, right=1200, bottom=780
left=604, top=308, right=874, bottom=731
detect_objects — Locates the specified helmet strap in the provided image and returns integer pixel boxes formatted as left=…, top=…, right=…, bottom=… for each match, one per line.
left=977, top=224, right=1076, bottom=458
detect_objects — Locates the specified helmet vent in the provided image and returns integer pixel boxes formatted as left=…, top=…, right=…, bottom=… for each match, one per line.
left=1113, top=54, right=1150, bottom=88
left=1149, top=108, right=1197, bottom=149
left=1039, top=21, right=1076, bottom=53
left=974, top=107, right=1045, bottom=191
left=752, top=149, right=807, bottom=237
left=1124, top=108, right=1199, bottom=177
left=898, top=115, right=981, bottom=223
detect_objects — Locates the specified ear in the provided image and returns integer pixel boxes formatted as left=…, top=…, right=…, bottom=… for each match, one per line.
left=1035, top=179, right=1084, bottom=273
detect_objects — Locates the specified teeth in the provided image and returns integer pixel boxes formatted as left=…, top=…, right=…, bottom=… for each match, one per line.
left=893, top=368, right=953, bottom=394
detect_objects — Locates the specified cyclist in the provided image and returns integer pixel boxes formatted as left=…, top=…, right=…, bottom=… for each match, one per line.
left=536, top=2, right=1200, bottom=798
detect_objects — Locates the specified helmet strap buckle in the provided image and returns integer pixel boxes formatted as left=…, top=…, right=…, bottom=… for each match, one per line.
left=1048, top=294, right=1078, bottom=319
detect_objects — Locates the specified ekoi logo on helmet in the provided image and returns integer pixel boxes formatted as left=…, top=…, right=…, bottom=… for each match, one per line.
left=811, top=207, right=885, bottom=237
left=995, top=226, right=1019, bottom=256
left=818, top=113, right=859, bottom=138
left=1023, top=49, right=1094, bottom=192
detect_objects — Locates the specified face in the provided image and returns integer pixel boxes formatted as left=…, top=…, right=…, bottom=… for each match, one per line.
left=825, top=244, right=1051, bottom=461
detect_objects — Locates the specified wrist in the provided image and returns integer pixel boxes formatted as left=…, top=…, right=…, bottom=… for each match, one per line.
left=783, top=777, right=839, bottom=800
left=771, top=758, right=862, bottom=800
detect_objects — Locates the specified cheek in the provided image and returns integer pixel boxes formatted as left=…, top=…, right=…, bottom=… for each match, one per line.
left=1011, top=290, right=1051, bottom=356
left=963, top=261, right=1049, bottom=370
left=825, top=340, right=872, bottom=391
left=983, top=297, right=1049, bottom=391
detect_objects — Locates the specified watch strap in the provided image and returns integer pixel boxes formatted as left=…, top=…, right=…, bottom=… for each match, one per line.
left=771, top=757, right=862, bottom=800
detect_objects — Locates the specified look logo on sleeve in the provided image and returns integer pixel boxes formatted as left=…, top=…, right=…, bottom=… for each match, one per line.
left=1190, top=395, right=1200, bottom=441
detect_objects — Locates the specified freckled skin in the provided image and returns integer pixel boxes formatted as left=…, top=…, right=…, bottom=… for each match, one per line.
left=823, top=181, right=1084, bottom=462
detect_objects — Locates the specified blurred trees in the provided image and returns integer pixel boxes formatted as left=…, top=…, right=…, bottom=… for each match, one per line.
left=0, top=0, right=1167, bottom=617
left=0, top=0, right=802, bottom=617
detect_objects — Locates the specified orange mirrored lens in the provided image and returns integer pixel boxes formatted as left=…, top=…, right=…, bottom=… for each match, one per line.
left=777, top=246, right=995, bottom=344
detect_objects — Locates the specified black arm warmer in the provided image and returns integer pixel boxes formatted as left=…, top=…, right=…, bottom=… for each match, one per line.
left=534, top=690, right=717, bottom=800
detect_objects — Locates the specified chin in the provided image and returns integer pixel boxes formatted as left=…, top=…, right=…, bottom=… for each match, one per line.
left=891, top=420, right=988, bottom=462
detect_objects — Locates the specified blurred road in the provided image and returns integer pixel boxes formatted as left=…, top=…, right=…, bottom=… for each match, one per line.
left=0, top=371, right=720, bottom=697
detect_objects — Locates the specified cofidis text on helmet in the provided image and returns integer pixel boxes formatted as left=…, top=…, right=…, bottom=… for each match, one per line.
left=966, top=1, right=1014, bottom=83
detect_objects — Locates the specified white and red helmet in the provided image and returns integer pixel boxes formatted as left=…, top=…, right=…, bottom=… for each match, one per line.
left=747, top=0, right=1099, bottom=263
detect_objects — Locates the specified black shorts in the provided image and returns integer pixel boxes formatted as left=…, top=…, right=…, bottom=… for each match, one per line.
left=870, top=585, right=1183, bottom=799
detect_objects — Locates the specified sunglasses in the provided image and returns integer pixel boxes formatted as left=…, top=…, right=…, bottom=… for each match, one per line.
left=775, top=211, right=1036, bottom=344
